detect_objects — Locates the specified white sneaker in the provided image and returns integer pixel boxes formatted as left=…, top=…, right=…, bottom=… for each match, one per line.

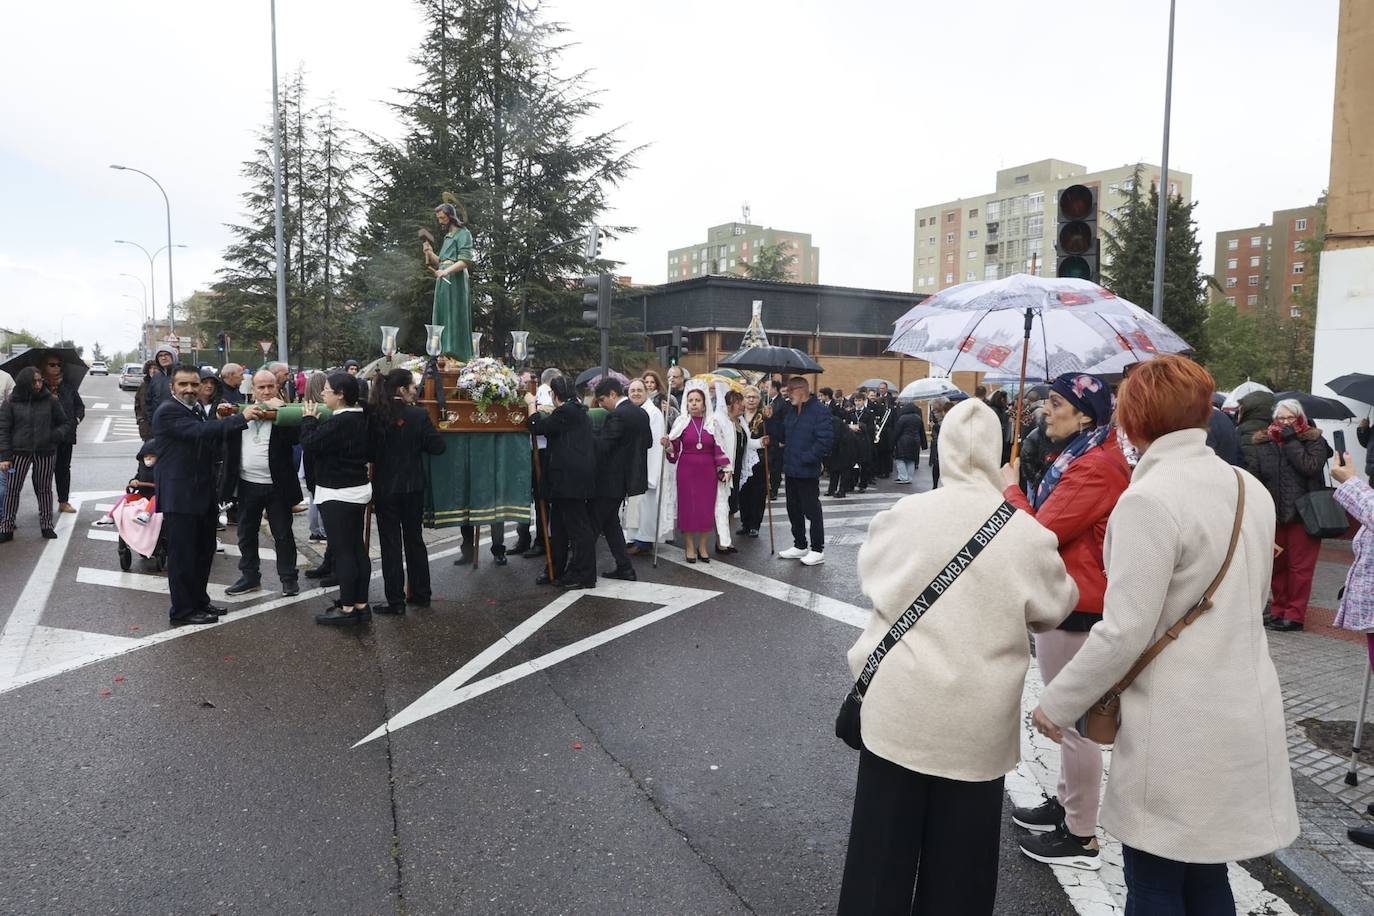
left=778, top=546, right=807, bottom=559
left=800, top=550, right=825, bottom=566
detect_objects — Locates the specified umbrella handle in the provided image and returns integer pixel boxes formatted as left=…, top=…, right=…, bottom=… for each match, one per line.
left=1009, top=308, right=1034, bottom=465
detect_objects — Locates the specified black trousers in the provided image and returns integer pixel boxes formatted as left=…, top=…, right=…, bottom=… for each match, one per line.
left=376, top=490, right=430, bottom=606
left=592, top=496, right=631, bottom=571
left=234, top=480, right=299, bottom=584
left=319, top=501, right=370, bottom=606
left=550, top=498, right=595, bottom=585
left=460, top=522, right=506, bottom=555
left=162, top=507, right=218, bottom=620
left=838, top=750, right=1004, bottom=916
left=767, top=445, right=784, bottom=498
left=739, top=458, right=767, bottom=532
left=785, top=475, right=824, bottom=551
left=54, top=442, right=73, bottom=503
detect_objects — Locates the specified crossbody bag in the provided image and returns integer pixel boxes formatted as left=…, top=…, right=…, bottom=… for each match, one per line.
left=835, top=500, right=1018, bottom=751
left=1081, top=467, right=1246, bottom=744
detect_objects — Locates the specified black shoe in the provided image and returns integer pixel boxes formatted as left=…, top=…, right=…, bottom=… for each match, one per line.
left=1350, top=826, right=1374, bottom=850
left=320, top=576, right=338, bottom=588
left=204, top=603, right=228, bottom=616
left=493, top=552, right=508, bottom=566
left=685, top=555, right=697, bottom=564
left=716, top=546, right=738, bottom=555
left=1012, top=796, right=1065, bottom=833
left=372, top=603, right=406, bottom=616
left=407, top=596, right=431, bottom=608
left=747, top=529, right=759, bottom=538
left=225, top=577, right=261, bottom=596
left=1267, top=618, right=1304, bottom=632
left=535, top=572, right=555, bottom=586
left=316, top=606, right=369, bottom=625
left=1019, top=825, right=1101, bottom=871
left=736, top=527, right=749, bottom=535
left=281, top=580, right=300, bottom=597
left=41, top=528, right=57, bottom=539
left=171, top=611, right=217, bottom=626
left=522, top=546, right=545, bottom=559
left=453, top=547, right=475, bottom=566
left=308, top=533, right=327, bottom=543
left=559, top=579, right=594, bottom=590
left=700, top=555, right=711, bottom=564
left=602, top=567, right=637, bottom=581
left=304, top=566, right=331, bottom=580
left=0, top=532, right=12, bottom=543
left=512, top=538, right=532, bottom=555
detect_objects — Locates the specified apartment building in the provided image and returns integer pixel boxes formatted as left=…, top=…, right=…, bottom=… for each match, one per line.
left=1211, top=203, right=1322, bottom=317
left=666, top=220, right=820, bottom=284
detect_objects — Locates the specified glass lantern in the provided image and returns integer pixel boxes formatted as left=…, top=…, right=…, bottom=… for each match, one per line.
left=424, top=324, right=444, bottom=358
left=471, top=332, right=483, bottom=357
left=380, top=325, right=399, bottom=359
left=510, top=330, right=529, bottom=363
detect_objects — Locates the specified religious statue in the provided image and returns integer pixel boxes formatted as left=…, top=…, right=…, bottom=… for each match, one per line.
left=422, top=199, right=473, bottom=361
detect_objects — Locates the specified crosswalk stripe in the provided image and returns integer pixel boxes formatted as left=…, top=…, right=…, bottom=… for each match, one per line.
left=86, top=527, right=278, bottom=561
left=121, top=403, right=134, bottom=410
left=74, top=567, right=259, bottom=603
left=93, top=402, right=110, bottom=409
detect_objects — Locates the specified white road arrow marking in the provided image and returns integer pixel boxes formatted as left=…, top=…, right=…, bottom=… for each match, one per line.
left=354, top=579, right=721, bottom=747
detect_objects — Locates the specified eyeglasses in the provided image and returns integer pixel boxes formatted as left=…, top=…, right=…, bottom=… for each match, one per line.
left=45, top=363, right=61, bottom=368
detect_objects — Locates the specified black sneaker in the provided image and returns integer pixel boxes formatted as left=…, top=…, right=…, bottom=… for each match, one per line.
left=1012, top=796, right=1065, bottom=833
left=1019, top=825, right=1101, bottom=871
left=225, top=577, right=261, bottom=596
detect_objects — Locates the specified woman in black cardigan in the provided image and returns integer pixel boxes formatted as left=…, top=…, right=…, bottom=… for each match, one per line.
left=301, top=372, right=373, bottom=624
left=526, top=375, right=597, bottom=589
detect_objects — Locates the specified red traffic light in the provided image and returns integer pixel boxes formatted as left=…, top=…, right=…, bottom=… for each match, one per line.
left=1058, top=185, right=1095, bottom=221
left=1058, top=221, right=1094, bottom=255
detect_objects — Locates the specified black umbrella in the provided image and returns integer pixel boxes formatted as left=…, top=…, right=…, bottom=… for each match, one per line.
left=1, top=347, right=88, bottom=391
left=1273, top=391, right=1356, bottom=421
left=1326, top=373, right=1374, bottom=406
left=718, top=346, right=823, bottom=374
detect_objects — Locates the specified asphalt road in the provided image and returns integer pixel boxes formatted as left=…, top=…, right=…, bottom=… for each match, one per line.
left=0, top=374, right=1083, bottom=914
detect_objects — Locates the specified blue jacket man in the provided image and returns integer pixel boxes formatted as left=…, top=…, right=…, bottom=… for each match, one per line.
left=775, top=377, right=833, bottom=565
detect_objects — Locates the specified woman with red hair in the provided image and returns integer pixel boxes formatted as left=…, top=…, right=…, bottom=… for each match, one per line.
left=1031, top=355, right=1297, bottom=913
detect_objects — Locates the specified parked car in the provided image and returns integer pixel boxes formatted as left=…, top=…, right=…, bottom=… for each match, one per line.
left=89, top=360, right=109, bottom=376
left=119, top=363, right=143, bottom=391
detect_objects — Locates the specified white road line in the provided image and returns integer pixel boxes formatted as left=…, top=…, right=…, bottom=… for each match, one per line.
left=85, top=527, right=278, bottom=560
left=92, top=402, right=110, bottom=409
left=93, top=417, right=112, bottom=444
left=75, top=568, right=261, bottom=603
left=0, top=499, right=85, bottom=686
left=120, top=404, right=133, bottom=410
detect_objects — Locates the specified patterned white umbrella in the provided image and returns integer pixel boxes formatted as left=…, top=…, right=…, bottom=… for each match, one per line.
left=888, top=273, right=1192, bottom=379
left=898, top=377, right=963, bottom=401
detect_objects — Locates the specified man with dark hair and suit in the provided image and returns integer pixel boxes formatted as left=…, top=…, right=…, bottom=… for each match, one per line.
left=592, top=376, right=651, bottom=581
left=154, top=364, right=260, bottom=625
left=221, top=370, right=301, bottom=597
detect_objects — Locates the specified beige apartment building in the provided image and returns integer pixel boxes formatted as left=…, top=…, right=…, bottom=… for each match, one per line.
left=1211, top=203, right=1323, bottom=317
left=911, top=159, right=1193, bottom=292
left=667, top=219, right=820, bottom=284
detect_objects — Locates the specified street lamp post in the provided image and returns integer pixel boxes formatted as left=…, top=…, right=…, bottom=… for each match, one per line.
left=115, top=241, right=186, bottom=352
left=1151, top=0, right=1177, bottom=320
left=269, top=0, right=290, bottom=366
left=110, top=164, right=177, bottom=335
left=119, top=273, right=148, bottom=357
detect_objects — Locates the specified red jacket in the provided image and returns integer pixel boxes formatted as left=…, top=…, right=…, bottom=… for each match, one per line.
left=1003, top=436, right=1131, bottom=614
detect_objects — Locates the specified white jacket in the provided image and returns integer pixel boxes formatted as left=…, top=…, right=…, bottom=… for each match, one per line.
left=849, top=398, right=1078, bottom=782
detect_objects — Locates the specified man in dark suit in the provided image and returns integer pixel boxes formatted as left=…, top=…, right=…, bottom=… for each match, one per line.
left=592, top=377, right=651, bottom=580
left=220, top=370, right=301, bottom=597
left=154, top=364, right=258, bottom=625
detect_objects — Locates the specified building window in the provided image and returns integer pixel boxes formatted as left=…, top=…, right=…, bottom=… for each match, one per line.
left=1250, top=235, right=1262, bottom=246
left=918, top=218, right=926, bottom=227
left=1225, top=277, right=1237, bottom=288
left=1225, top=296, right=1236, bottom=305
left=729, top=259, right=736, bottom=267
left=1123, top=179, right=1135, bottom=191
left=969, top=208, right=979, bottom=218
left=1290, top=307, right=1302, bottom=318
left=1014, top=174, right=1030, bottom=185
left=916, top=277, right=924, bottom=288
left=965, top=271, right=975, bottom=281
left=945, top=232, right=955, bottom=244
left=928, top=236, right=935, bottom=246
left=1249, top=256, right=1260, bottom=268
left=946, top=212, right=956, bottom=223
left=1247, top=295, right=1258, bottom=306
left=1296, top=218, right=1308, bottom=231
left=927, top=276, right=935, bottom=286
left=1168, top=182, right=1179, bottom=196
left=984, top=265, right=999, bottom=280
left=968, top=229, right=979, bottom=239
left=945, top=253, right=954, bottom=263
left=1293, top=240, right=1303, bottom=251
left=1248, top=275, right=1259, bottom=286
left=1227, top=239, right=1239, bottom=251
left=986, top=201, right=1001, bottom=220
left=1027, top=192, right=1044, bottom=211
left=967, top=250, right=976, bottom=260
left=945, top=272, right=954, bottom=284
left=1292, top=284, right=1303, bottom=294
left=1293, top=262, right=1305, bottom=274
left=1025, top=215, right=1043, bottom=239
left=1227, top=258, right=1238, bottom=269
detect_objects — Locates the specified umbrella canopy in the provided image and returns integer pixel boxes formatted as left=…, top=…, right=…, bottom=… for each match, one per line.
left=1, top=347, right=88, bottom=391
left=1273, top=391, right=1356, bottom=422
left=857, top=378, right=896, bottom=391
left=574, top=367, right=630, bottom=389
left=1222, top=379, right=1273, bottom=409
left=1326, top=373, right=1374, bottom=406
left=718, top=346, right=823, bottom=374
left=693, top=372, right=748, bottom=394
left=887, top=273, right=1191, bottom=379
left=899, top=377, right=963, bottom=401
left=709, top=367, right=744, bottom=379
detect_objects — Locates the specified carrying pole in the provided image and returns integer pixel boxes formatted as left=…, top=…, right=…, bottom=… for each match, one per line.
left=1346, top=662, right=1373, bottom=786
left=763, top=438, right=776, bottom=555
left=1009, top=308, right=1035, bottom=464
left=650, top=441, right=667, bottom=569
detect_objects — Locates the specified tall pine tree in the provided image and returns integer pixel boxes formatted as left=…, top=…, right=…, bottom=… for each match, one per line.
left=1100, top=165, right=1209, bottom=361
left=352, top=0, right=640, bottom=368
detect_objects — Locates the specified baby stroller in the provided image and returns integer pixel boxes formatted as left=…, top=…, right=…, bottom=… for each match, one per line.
left=111, top=441, right=168, bottom=572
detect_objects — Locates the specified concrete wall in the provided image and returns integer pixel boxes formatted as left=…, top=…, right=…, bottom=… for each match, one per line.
left=1327, top=0, right=1374, bottom=252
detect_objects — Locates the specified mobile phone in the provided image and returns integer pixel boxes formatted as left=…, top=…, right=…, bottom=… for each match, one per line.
left=1335, top=430, right=1347, bottom=464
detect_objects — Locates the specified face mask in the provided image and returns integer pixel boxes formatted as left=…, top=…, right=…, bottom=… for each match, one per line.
left=144, top=457, right=156, bottom=468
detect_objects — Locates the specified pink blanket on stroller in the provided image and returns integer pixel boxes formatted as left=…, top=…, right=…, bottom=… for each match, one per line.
left=111, top=494, right=163, bottom=558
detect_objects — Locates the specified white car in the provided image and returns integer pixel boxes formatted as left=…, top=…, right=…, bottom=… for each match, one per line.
left=119, top=363, right=144, bottom=390
left=89, top=361, right=109, bottom=376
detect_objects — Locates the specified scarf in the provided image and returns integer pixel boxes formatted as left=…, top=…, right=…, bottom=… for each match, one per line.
left=1267, top=415, right=1311, bottom=443
left=1032, top=423, right=1113, bottom=509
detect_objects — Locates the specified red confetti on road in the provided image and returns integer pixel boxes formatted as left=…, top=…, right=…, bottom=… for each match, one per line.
left=99, top=689, right=112, bottom=697
left=113, top=676, right=125, bottom=683
left=572, top=742, right=583, bottom=750
left=129, top=626, right=140, bottom=632
left=223, top=656, right=234, bottom=662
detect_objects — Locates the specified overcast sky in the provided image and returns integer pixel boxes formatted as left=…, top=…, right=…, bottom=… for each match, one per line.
left=0, top=0, right=1339, bottom=360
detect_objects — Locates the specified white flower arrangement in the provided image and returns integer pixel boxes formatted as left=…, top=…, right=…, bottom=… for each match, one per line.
left=454, top=357, right=523, bottom=413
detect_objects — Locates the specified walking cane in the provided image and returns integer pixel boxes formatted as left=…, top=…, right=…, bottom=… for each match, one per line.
left=1009, top=307, right=1035, bottom=464
left=650, top=439, right=667, bottom=569
left=1346, top=662, right=1373, bottom=786
left=762, top=441, right=776, bottom=555
left=363, top=462, right=375, bottom=552
left=472, top=521, right=480, bottom=571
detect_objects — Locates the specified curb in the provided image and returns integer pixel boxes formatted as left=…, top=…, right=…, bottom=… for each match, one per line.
left=1265, top=771, right=1374, bottom=915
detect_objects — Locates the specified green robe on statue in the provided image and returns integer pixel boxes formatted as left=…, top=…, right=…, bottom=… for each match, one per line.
left=432, top=227, right=474, bottom=360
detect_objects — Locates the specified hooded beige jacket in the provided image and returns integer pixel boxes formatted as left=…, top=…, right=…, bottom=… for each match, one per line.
left=848, top=398, right=1079, bottom=782
left=1039, top=429, right=1299, bottom=862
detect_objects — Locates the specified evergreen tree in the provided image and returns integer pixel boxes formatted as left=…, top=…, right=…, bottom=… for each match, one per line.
left=1100, top=165, right=1208, bottom=360
left=1201, top=301, right=1267, bottom=389
left=352, top=0, right=640, bottom=369
left=741, top=241, right=797, bottom=281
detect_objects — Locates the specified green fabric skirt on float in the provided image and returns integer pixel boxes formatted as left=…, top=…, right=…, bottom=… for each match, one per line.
left=424, top=432, right=532, bottom=527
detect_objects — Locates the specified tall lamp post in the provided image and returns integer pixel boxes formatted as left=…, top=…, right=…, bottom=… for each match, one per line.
left=269, top=0, right=290, bottom=366
left=121, top=294, right=147, bottom=358
left=119, top=273, right=148, bottom=356
left=1151, top=0, right=1177, bottom=320
left=115, top=241, right=186, bottom=350
left=110, top=164, right=178, bottom=334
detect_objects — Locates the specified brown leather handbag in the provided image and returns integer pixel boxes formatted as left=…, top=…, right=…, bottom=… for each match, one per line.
left=1081, top=468, right=1246, bottom=745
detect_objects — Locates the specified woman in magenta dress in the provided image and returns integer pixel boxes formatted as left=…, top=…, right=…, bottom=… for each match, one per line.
left=663, top=386, right=730, bottom=563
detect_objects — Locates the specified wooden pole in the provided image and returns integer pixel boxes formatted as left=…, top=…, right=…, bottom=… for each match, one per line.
left=651, top=442, right=667, bottom=569
left=1009, top=307, right=1035, bottom=464
left=763, top=435, right=776, bottom=555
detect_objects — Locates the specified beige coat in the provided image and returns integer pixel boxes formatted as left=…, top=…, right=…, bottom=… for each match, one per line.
left=1040, top=428, right=1299, bottom=863
left=849, top=399, right=1079, bottom=782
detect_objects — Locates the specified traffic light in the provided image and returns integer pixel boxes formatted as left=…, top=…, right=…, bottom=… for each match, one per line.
left=581, top=273, right=612, bottom=328
left=583, top=225, right=603, bottom=262
left=1055, top=184, right=1099, bottom=282
left=216, top=331, right=227, bottom=353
